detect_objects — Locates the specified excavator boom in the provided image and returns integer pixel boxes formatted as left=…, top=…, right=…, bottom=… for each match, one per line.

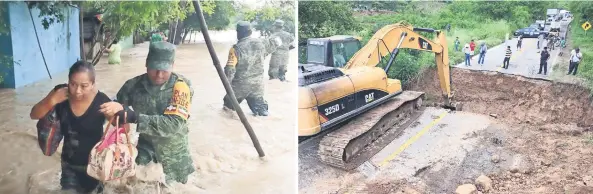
left=344, top=22, right=453, bottom=103
left=300, top=22, right=461, bottom=171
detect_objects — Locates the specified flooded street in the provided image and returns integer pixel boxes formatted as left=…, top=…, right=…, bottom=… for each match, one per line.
left=0, top=30, right=297, bottom=194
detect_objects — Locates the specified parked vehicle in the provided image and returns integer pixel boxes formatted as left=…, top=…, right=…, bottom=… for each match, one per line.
left=514, top=27, right=548, bottom=38
left=547, top=8, right=559, bottom=17
left=546, top=17, right=554, bottom=25
left=536, top=20, right=545, bottom=28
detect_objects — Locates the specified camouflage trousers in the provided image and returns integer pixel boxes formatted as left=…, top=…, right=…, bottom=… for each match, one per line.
left=60, top=161, right=103, bottom=193
left=135, top=135, right=195, bottom=185
left=223, top=80, right=268, bottom=115
left=268, top=51, right=289, bottom=81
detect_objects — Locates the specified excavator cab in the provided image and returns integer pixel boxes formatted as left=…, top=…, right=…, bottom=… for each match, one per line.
left=305, top=35, right=362, bottom=68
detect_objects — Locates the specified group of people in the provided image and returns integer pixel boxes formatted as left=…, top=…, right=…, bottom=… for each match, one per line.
left=31, top=41, right=194, bottom=193
left=29, top=19, right=294, bottom=193
left=455, top=33, right=582, bottom=77
left=455, top=38, right=488, bottom=66
left=222, top=19, right=294, bottom=116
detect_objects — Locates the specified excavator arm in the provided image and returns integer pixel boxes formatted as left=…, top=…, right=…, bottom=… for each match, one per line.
left=344, top=22, right=456, bottom=109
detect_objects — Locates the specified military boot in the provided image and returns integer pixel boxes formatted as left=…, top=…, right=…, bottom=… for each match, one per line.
left=256, top=104, right=269, bottom=116
left=258, top=109, right=269, bottom=116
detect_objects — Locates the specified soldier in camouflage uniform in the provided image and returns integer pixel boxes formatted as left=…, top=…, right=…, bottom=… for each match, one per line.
left=112, top=41, right=195, bottom=185
left=223, top=21, right=281, bottom=116
left=267, top=19, right=295, bottom=81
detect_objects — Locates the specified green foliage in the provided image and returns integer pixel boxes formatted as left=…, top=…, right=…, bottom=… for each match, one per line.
left=0, top=2, right=9, bottom=35
left=298, top=1, right=360, bottom=42
left=85, top=1, right=195, bottom=39
left=567, top=0, right=593, bottom=88
left=184, top=1, right=236, bottom=31
left=26, top=1, right=76, bottom=29
left=241, top=2, right=295, bottom=37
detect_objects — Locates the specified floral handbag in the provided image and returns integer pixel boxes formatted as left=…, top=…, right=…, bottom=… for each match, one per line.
left=86, top=112, right=138, bottom=181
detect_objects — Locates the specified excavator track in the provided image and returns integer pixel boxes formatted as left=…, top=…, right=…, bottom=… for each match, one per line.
left=318, top=91, right=425, bottom=171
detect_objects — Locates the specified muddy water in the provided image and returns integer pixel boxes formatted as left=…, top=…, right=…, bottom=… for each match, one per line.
left=0, top=30, right=297, bottom=194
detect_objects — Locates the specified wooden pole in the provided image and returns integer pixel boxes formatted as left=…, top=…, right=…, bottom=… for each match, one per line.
left=191, top=0, right=265, bottom=158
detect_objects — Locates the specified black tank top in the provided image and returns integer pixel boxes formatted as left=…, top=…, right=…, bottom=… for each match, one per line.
left=56, top=91, right=111, bottom=166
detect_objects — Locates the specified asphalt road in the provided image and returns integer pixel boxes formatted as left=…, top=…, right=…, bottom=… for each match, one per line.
left=298, top=107, right=494, bottom=194
left=454, top=19, right=571, bottom=80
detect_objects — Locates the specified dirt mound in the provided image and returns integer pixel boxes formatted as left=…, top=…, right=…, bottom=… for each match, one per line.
left=408, top=68, right=593, bottom=127
left=406, top=68, right=593, bottom=193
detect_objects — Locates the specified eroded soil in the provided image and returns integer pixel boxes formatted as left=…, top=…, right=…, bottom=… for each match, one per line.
left=363, top=67, right=593, bottom=193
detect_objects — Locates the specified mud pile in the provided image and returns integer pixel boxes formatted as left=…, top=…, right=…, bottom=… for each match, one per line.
left=409, top=68, right=593, bottom=127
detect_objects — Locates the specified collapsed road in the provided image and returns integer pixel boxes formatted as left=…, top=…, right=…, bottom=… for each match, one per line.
left=298, top=18, right=593, bottom=194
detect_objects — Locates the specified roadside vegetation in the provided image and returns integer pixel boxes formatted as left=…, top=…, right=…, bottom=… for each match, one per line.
left=299, top=1, right=562, bottom=86
left=567, top=2, right=593, bottom=89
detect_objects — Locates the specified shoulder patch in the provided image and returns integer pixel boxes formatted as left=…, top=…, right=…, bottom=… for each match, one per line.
left=226, top=47, right=238, bottom=67
left=164, top=81, right=191, bottom=120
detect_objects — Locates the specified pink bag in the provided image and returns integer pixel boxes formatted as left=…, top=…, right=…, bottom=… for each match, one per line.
left=87, top=113, right=137, bottom=181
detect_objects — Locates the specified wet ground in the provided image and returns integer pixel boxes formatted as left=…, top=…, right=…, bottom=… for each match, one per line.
left=455, top=19, right=571, bottom=80
left=0, top=30, right=297, bottom=194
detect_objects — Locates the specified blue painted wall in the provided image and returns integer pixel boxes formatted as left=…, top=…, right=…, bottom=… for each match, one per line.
left=0, top=2, right=15, bottom=88
left=7, top=2, right=80, bottom=88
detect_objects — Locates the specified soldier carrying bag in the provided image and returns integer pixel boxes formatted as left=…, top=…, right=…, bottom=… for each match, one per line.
left=87, top=112, right=138, bottom=181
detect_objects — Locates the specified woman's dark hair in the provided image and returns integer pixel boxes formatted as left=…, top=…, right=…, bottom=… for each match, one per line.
left=112, top=39, right=119, bottom=44
left=68, top=60, right=96, bottom=83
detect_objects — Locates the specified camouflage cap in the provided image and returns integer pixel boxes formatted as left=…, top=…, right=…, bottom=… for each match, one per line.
left=146, top=41, right=175, bottom=70
left=273, top=19, right=284, bottom=27
left=236, top=21, right=252, bottom=32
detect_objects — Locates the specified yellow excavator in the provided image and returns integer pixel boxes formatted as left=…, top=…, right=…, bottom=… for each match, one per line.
left=298, top=22, right=461, bottom=170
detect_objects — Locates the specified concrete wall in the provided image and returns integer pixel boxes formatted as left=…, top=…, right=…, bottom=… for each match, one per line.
left=6, top=2, right=80, bottom=88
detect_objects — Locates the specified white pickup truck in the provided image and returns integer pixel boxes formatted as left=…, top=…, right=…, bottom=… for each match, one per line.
left=550, top=21, right=560, bottom=31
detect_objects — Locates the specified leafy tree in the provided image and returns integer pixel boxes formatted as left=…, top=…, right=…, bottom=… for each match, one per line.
left=240, top=2, right=295, bottom=37
left=298, top=1, right=359, bottom=43
left=180, top=1, right=236, bottom=43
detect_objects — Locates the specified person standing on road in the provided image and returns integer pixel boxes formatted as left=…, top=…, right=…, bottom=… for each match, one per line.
left=106, top=41, right=196, bottom=187
left=503, top=46, right=512, bottom=69
left=454, top=37, right=460, bottom=52
left=463, top=44, right=471, bottom=66
left=538, top=47, right=551, bottom=75
left=469, top=40, right=476, bottom=56
left=516, top=35, right=523, bottom=50
left=222, top=21, right=280, bottom=116
left=568, top=48, right=583, bottom=75
left=267, top=19, right=295, bottom=81
left=537, top=34, right=544, bottom=50
left=478, top=42, right=487, bottom=65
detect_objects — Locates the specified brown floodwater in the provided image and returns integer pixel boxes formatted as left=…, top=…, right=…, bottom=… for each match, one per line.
left=0, top=31, right=297, bottom=194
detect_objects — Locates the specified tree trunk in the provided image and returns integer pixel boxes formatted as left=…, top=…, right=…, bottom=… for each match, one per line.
left=182, top=28, right=191, bottom=44
left=91, top=32, right=117, bottom=66
left=172, top=19, right=184, bottom=45
left=86, top=23, right=104, bottom=61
